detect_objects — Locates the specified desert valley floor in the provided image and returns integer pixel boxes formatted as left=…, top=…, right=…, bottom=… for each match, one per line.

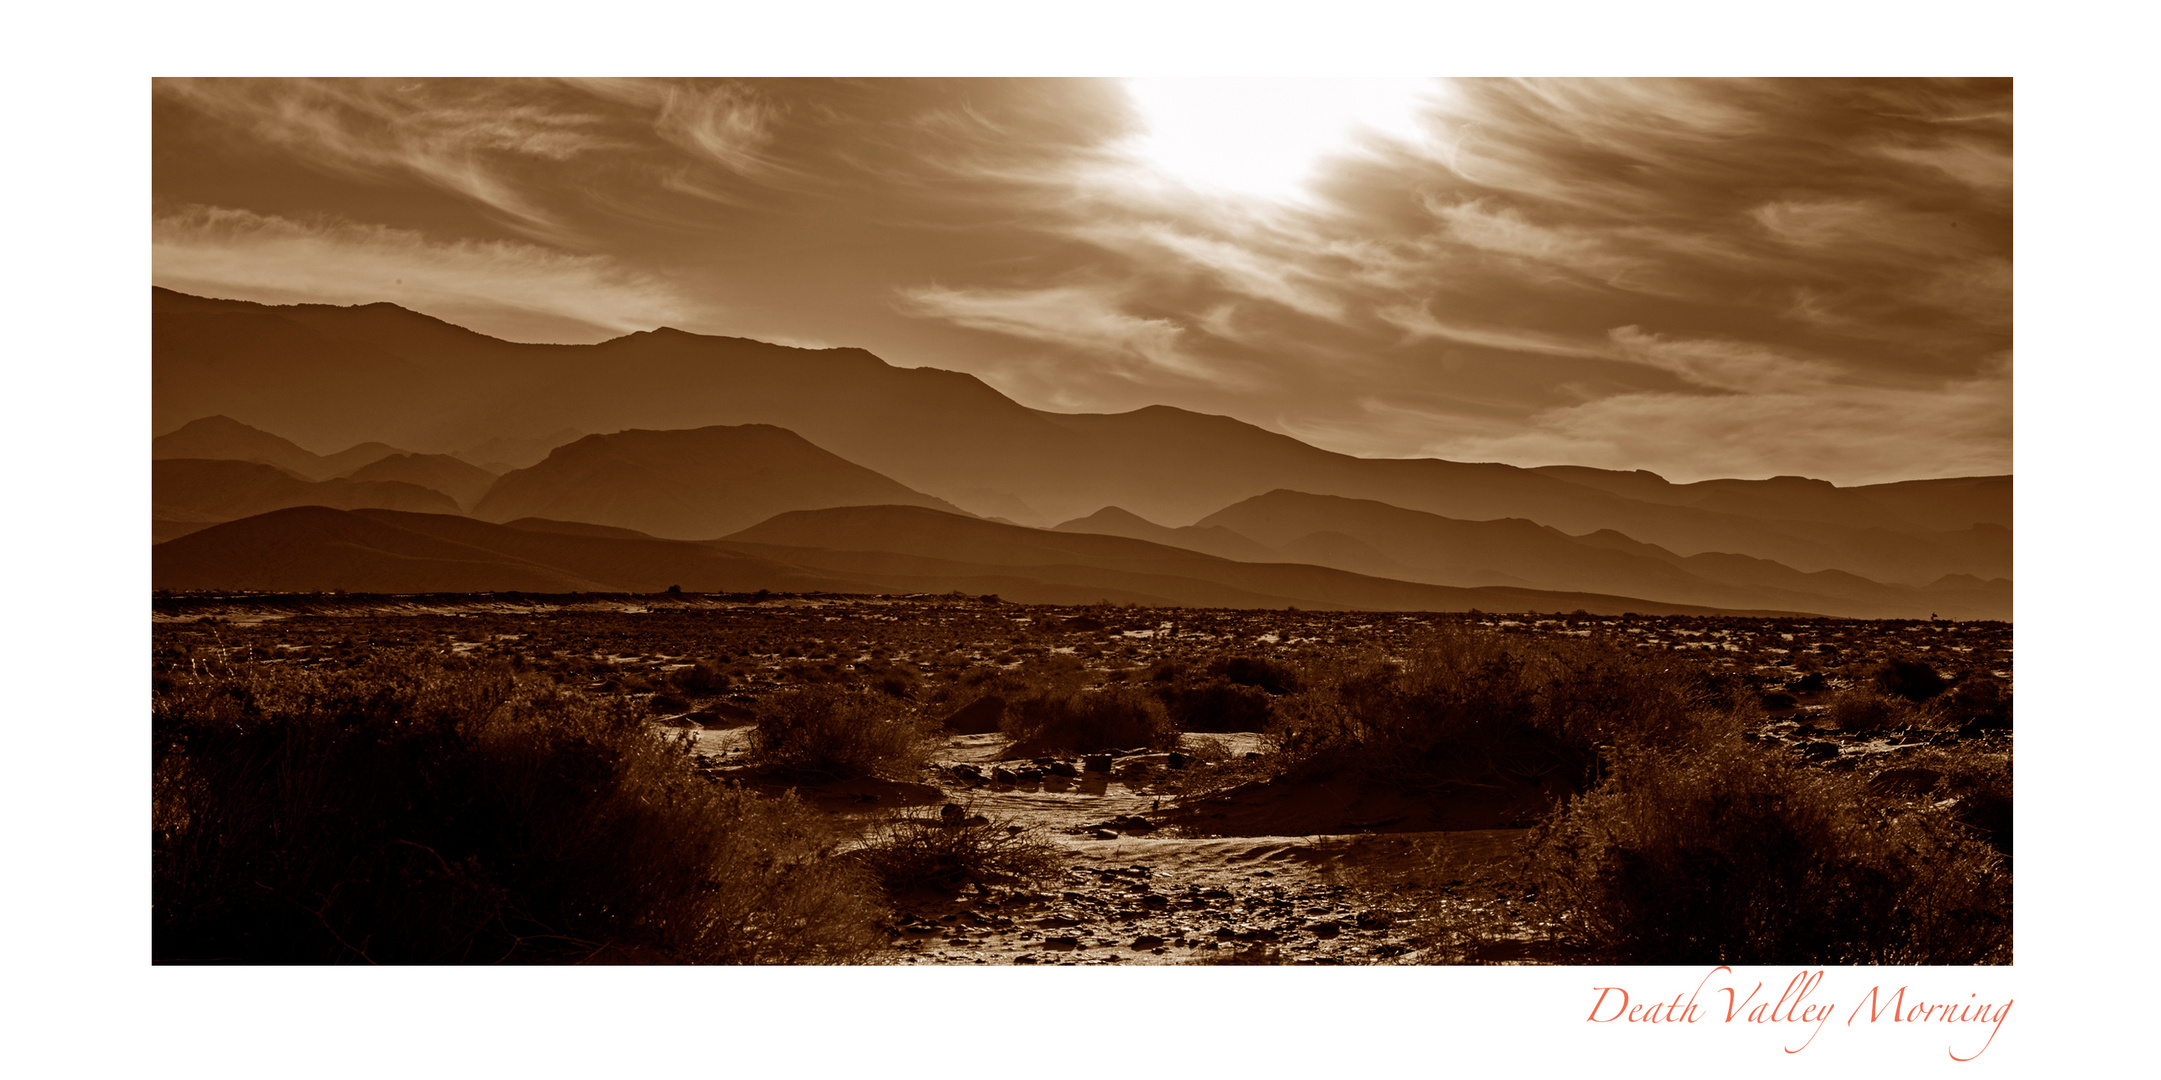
left=154, top=592, right=2012, bottom=965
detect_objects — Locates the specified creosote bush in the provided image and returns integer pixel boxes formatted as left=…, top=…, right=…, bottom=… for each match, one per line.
left=1266, top=628, right=1733, bottom=788
left=750, top=684, right=932, bottom=779
left=154, top=653, right=886, bottom=964
left=850, top=809, right=1059, bottom=895
left=1525, top=742, right=2011, bottom=964
left=1872, top=656, right=1948, bottom=702
left=1000, top=685, right=1180, bottom=754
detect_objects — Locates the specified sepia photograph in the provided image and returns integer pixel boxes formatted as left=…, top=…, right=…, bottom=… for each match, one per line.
left=148, top=74, right=2017, bottom=974
left=2, top=0, right=2143, bottom=1066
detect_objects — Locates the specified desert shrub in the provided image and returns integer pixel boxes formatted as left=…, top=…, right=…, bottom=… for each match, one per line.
left=1827, top=689, right=1899, bottom=731
left=1872, top=657, right=1948, bottom=702
left=1158, top=680, right=1274, bottom=732
left=1941, top=674, right=2012, bottom=730
left=849, top=809, right=1059, bottom=895
left=1208, top=654, right=1303, bottom=695
left=1526, top=742, right=2011, bottom=964
left=668, top=659, right=732, bottom=696
left=1001, top=686, right=1180, bottom=754
left=1267, top=629, right=1728, bottom=788
left=750, top=684, right=931, bottom=780
left=154, top=654, right=886, bottom=964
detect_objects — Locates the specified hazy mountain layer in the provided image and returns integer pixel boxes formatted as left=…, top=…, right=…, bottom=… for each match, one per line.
left=154, top=414, right=408, bottom=481
left=155, top=458, right=461, bottom=526
left=156, top=504, right=1784, bottom=615
left=1196, top=490, right=2009, bottom=620
left=471, top=424, right=967, bottom=539
left=153, top=289, right=2011, bottom=585
left=152, top=507, right=876, bottom=594
left=346, top=453, right=499, bottom=509
left=720, top=505, right=1792, bottom=616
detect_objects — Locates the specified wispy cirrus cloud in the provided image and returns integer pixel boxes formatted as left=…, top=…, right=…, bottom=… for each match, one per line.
left=896, top=282, right=1234, bottom=388
left=1418, top=359, right=2012, bottom=486
left=153, top=206, right=697, bottom=342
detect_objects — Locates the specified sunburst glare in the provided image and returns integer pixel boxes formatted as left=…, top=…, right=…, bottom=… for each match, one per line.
left=1121, top=77, right=1442, bottom=201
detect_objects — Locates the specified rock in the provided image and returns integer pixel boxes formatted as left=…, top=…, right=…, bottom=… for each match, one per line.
left=990, top=767, right=1019, bottom=784
left=1084, top=754, right=1114, bottom=773
left=940, top=803, right=965, bottom=824
left=1043, top=936, right=1081, bottom=949
left=1131, top=935, right=1166, bottom=950
left=1167, top=752, right=1189, bottom=769
left=1311, top=921, right=1342, bottom=938
left=1048, top=760, right=1080, bottom=779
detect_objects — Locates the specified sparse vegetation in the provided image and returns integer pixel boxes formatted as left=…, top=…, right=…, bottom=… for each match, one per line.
left=1524, top=741, right=2011, bottom=964
left=1000, top=685, right=1180, bottom=754
left=153, top=653, right=886, bottom=964
left=1265, top=628, right=1733, bottom=788
left=750, top=684, right=932, bottom=779
left=153, top=596, right=2012, bottom=966
left=849, top=808, right=1059, bottom=895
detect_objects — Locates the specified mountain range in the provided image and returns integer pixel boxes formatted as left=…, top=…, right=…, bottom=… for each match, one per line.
left=150, top=288, right=2012, bottom=618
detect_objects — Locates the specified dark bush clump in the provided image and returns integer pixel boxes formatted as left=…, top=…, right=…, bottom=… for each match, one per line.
left=1207, top=654, right=1303, bottom=695
left=1827, top=689, right=1904, bottom=732
left=1873, top=657, right=1948, bottom=702
left=668, top=659, right=732, bottom=696
left=1527, top=743, right=2011, bottom=964
left=1158, top=680, right=1274, bottom=732
left=154, top=654, right=886, bottom=964
left=1941, top=674, right=2012, bottom=730
left=1268, top=629, right=1726, bottom=789
left=1001, top=686, right=1180, bottom=754
left=751, top=684, right=931, bottom=779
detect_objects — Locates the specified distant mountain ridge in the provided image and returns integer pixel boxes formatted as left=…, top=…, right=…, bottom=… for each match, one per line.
left=155, top=504, right=1787, bottom=616
left=153, top=458, right=462, bottom=541
left=1194, top=490, right=2009, bottom=620
left=472, top=424, right=967, bottom=539
left=153, top=288, right=2010, bottom=587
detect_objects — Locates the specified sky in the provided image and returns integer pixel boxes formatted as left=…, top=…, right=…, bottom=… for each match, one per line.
left=152, top=77, right=2012, bottom=485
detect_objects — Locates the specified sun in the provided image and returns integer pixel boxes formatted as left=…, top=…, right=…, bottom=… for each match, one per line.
left=1121, top=77, right=1441, bottom=202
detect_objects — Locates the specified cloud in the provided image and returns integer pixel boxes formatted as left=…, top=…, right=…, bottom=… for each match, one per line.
left=896, top=282, right=1231, bottom=385
left=156, top=78, right=627, bottom=241
left=1876, top=139, right=2013, bottom=192
left=1376, top=304, right=1612, bottom=360
left=1423, top=197, right=1639, bottom=282
left=1417, top=365, right=2011, bottom=486
left=1605, top=326, right=1837, bottom=393
left=152, top=206, right=696, bottom=342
